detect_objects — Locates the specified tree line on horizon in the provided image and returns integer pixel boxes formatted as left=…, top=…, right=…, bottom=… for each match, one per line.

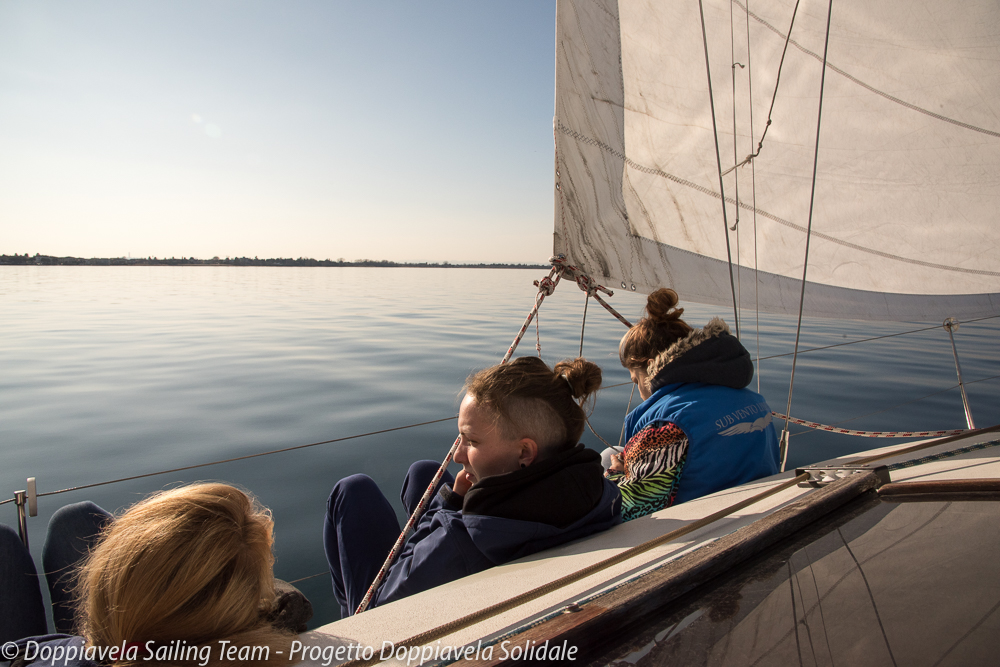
left=0, top=253, right=548, bottom=269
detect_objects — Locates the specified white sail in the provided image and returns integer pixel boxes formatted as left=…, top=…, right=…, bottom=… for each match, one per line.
left=554, top=0, right=1000, bottom=321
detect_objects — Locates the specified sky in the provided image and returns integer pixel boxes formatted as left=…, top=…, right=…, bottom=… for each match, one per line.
left=0, top=1, right=558, bottom=263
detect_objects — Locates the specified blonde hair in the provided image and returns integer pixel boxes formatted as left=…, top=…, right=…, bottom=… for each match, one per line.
left=619, top=288, right=694, bottom=370
left=76, top=483, right=295, bottom=666
left=464, top=357, right=602, bottom=453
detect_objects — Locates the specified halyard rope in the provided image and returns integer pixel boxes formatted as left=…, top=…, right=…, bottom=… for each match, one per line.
left=354, top=434, right=463, bottom=614
left=356, top=257, right=628, bottom=614
left=500, top=267, right=560, bottom=364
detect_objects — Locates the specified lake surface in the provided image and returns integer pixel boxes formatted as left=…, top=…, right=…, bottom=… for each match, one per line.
left=2, top=266, right=997, bottom=628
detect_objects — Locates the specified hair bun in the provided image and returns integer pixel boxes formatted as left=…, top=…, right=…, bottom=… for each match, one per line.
left=645, top=288, right=684, bottom=323
left=553, top=358, right=602, bottom=400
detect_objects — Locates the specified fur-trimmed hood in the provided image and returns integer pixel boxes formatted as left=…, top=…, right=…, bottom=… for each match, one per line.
left=645, top=317, right=754, bottom=393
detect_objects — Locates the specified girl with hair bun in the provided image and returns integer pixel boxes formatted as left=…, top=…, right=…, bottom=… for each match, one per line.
left=609, top=288, right=779, bottom=520
left=324, top=356, right=622, bottom=616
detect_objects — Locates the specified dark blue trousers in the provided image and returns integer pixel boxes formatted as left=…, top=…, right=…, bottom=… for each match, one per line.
left=323, top=461, right=453, bottom=618
left=0, top=502, right=111, bottom=642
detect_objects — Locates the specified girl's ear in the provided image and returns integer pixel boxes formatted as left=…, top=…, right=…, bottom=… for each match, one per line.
left=517, top=438, right=539, bottom=468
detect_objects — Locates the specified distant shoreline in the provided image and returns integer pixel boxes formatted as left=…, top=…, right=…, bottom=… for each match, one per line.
left=0, top=254, right=549, bottom=269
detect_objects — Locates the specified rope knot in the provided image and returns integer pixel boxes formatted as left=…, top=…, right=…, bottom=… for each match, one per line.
left=534, top=276, right=556, bottom=296
left=574, top=274, right=598, bottom=297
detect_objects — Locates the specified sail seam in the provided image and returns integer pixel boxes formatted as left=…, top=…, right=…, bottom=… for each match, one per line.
left=733, top=0, right=1000, bottom=140
left=556, top=121, right=1000, bottom=278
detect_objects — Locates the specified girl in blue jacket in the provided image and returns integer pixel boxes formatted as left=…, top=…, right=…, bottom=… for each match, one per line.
left=606, top=288, right=780, bottom=520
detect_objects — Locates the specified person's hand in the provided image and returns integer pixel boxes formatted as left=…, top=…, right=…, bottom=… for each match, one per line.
left=453, top=470, right=474, bottom=497
left=608, top=453, right=625, bottom=473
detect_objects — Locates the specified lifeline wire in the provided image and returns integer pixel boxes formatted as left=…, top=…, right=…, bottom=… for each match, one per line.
left=6, top=416, right=458, bottom=505
left=1, top=381, right=644, bottom=509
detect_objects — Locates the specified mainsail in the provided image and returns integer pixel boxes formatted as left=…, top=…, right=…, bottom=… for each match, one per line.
left=554, top=0, right=1000, bottom=321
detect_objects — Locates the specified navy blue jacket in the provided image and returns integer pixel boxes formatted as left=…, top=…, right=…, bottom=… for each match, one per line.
left=375, top=444, right=622, bottom=606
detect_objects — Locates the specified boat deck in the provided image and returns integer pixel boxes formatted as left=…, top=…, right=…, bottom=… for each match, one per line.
left=295, top=431, right=1000, bottom=666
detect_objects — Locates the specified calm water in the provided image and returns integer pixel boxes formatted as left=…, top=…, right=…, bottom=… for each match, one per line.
left=2, top=266, right=998, bottom=627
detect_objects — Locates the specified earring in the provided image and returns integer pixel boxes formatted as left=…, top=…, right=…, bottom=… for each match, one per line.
left=520, top=463, right=526, bottom=469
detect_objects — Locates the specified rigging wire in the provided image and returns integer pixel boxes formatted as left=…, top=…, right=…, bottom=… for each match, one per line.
left=698, top=0, right=741, bottom=339
left=781, top=0, right=835, bottom=472
left=745, top=0, right=762, bottom=394
left=729, top=0, right=743, bottom=337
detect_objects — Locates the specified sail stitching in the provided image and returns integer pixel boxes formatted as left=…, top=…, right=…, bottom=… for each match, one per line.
left=556, top=121, right=1000, bottom=278
left=733, top=0, right=1000, bottom=140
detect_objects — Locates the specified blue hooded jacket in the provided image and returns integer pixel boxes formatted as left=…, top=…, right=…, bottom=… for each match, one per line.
left=624, top=318, right=780, bottom=505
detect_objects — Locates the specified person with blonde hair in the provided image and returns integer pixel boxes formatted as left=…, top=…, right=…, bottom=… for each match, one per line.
left=608, top=288, right=779, bottom=520
left=1, top=483, right=308, bottom=666
left=324, top=356, right=622, bottom=616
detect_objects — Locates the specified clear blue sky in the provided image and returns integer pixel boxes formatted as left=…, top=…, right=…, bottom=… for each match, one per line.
left=0, top=1, right=557, bottom=263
